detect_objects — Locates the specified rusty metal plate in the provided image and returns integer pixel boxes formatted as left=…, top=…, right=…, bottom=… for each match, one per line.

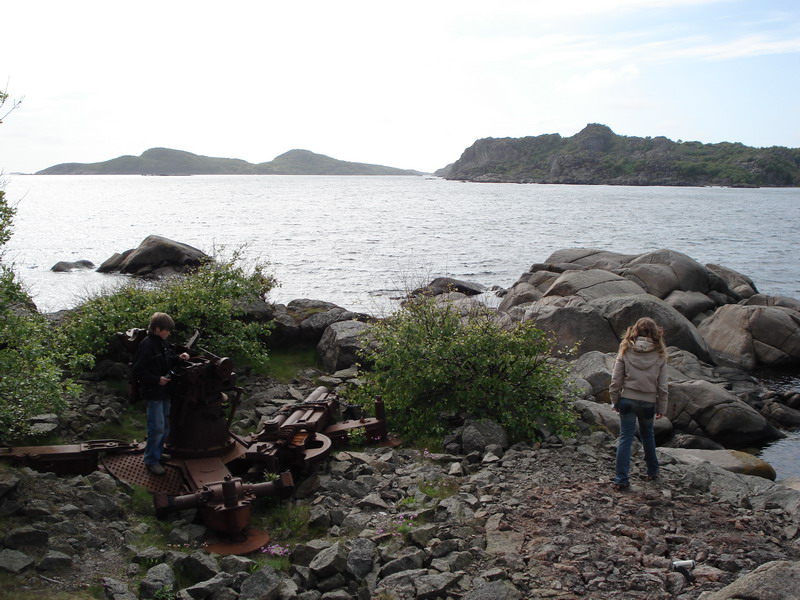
left=203, top=528, right=270, bottom=555
left=184, top=457, right=232, bottom=490
left=101, top=453, right=184, bottom=494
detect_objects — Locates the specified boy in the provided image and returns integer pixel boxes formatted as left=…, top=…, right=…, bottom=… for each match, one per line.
left=132, top=312, right=189, bottom=475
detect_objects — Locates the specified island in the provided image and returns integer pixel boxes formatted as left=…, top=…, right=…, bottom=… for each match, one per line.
left=436, top=123, right=800, bottom=187
left=36, top=148, right=423, bottom=176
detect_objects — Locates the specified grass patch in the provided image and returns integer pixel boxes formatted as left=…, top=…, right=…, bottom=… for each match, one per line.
left=419, top=477, right=460, bottom=500
left=0, top=576, right=99, bottom=600
left=89, top=407, right=147, bottom=442
left=250, top=499, right=322, bottom=545
left=405, top=436, right=443, bottom=455
left=267, top=343, right=322, bottom=383
left=127, top=483, right=156, bottom=516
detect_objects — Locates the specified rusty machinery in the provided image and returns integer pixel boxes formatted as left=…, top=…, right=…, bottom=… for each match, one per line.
left=0, top=329, right=388, bottom=554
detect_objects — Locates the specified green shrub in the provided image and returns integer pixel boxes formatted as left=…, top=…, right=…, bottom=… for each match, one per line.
left=59, top=252, right=276, bottom=371
left=344, top=297, right=575, bottom=442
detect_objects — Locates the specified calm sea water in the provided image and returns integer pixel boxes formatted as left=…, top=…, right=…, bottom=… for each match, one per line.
left=4, top=175, right=800, bottom=475
left=5, top=175, right=799, bottom=313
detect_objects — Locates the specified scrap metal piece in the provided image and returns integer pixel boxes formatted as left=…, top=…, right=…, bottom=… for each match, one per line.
left=0, top=440, right=141, bottom=476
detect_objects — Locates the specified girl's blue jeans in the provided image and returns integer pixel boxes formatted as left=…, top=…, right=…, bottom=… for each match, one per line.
left=615, top=397, right=659, bottom=486
left=144, top=399, right=170, bottom=465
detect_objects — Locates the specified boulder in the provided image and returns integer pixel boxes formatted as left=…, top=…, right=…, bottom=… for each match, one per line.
left=463, top=581, right=522, bottom=600
left=0, top=549, right=34, bottom=574
left=571, top=351, right=616, bottom=401
left=618, top=263, right=681, bottom=300
left=698, top=304, right=800, bottom=369
left=622, top=249, right=712, bottom=297
left=667, top=380, right=783, bottom=447
left=238, top=302, right=300, bottom=347
left=701, top=560, right=800, bottom=600
left=317, top=320, right=372, bottom=372
left=664, top=349, right=722, bottom=383
left=309, top=541, right=347, bottom=578
left=97, top=235, right=208, bottom=276
left=664, top=290, right=716, bottom=321
left=543, top=269, right=646, bottom=301
left=661, top=432, right=724, bottom=450
left=100, top=578, right=137, bottom=600
left=139, top=563, right=177, bottom=599
left=659, top=448, right=776, bottom=480
left=461, top=419, right=509, bottom=454
left=706, top=263, right=758, bottom=299
left=515, top=303, right=620, bottom=355
left=51, top=259, right=95, bottom=272
left=761, top=400, right=800, bottom=428
left=411, top=277, right=486, bottom=297
left=527, top=270, right=561, bottom=292
left=742, top=293, right=800, bottom=312
left=498, top=281, right=542, bottom=311
left=239, top=566, right=282, bottom=600
left=573, top=398, right=673, bottom=440
left=346, top=537, right=377, bottom=580
left=589, top=294, right=712, bottom=363
left=300, top=307, right=369, bottom=342
left=286, top=298, right=341, bottom=316
left=542, top=248, right=635, bottom=269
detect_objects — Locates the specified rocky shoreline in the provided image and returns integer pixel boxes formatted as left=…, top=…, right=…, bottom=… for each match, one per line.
left=2, top=371, right=800, bottom=600
left=3, top=242, right=800, bottom=599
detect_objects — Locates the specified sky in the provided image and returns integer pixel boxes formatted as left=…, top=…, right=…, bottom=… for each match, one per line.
left=2, top=0, right=799, bottom=174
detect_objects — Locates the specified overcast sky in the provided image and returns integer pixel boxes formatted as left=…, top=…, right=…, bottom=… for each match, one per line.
left=2, top=0, right=799, bottom=174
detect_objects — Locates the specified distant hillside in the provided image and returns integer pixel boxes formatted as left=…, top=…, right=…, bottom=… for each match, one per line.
left=437, top=124, right=800, bottom=187
left=36, top=148, right=422, bottom=176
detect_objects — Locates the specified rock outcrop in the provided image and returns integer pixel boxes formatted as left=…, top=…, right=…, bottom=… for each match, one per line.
left=440, top=123, right=800, bottom=187
left=698, top=304, right=800, bottom=369
left=50, top=259, right=95, bottom=272
left=96, top=235, right=209, bottom=277
left=502, top=248, right=800, bottom=369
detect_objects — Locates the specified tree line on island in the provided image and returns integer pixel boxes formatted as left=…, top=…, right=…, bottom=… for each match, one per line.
left=36, top=123, right=800, bottom=186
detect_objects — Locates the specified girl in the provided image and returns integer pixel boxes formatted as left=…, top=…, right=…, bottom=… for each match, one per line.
left=609, top=317, right=668, bottom=490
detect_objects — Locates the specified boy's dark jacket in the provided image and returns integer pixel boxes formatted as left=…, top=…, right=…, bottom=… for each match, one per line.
left=132, top=332, right=176, bottom=401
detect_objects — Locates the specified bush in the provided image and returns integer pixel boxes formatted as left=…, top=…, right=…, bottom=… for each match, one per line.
left=59, top=253, right=276, bottom=371
left=344, top=297, right=575, bottom=442
left=0, top=190, right=84, bottom=441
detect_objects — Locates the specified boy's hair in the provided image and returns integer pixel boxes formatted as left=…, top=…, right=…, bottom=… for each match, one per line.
left=148, top=312, right=176, bottom=332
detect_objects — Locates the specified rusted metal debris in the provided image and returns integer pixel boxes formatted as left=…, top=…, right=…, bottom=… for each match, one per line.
left=0, top=329, right=389, bottom=554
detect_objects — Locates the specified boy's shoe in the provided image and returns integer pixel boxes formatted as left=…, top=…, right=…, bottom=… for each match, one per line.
left=146, top=463, right=166, bottom=476
left=160, top=453, right=172, bottom=462
left=612, top=482, right=630, bottom=491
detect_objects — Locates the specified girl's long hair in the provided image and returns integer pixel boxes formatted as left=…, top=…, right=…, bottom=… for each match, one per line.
left=618, top=317, right=667, bottom=356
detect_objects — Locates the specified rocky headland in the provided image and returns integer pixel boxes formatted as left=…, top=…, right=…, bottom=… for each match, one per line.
left=4, top=242, right=800, bottom=599
left=435, top=124, right=800, bottom=187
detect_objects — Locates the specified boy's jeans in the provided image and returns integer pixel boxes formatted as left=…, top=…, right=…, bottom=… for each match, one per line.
left=615, top=397, right=659, bottom=485
left=144, top=399, right=170, bottom=465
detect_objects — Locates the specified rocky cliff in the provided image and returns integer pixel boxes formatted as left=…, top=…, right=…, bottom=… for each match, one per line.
left=438, top=124, right=800, bottom=187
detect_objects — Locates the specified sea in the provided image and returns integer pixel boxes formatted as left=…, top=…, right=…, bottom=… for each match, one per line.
left=3, top=175, right=800, bottom=477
